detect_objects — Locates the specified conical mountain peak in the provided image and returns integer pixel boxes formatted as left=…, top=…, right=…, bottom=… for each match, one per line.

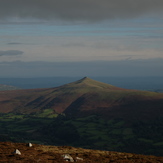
left=81, top=76, right=89, bottom=80
left=76, top=77, right=92, bottom=83
left=64, top=77, right=124, bottom=90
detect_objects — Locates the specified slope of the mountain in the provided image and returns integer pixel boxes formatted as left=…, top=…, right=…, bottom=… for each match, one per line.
left=0, top=77, right=163, bottom=121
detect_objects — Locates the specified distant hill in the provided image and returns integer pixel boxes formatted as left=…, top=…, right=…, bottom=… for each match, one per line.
left=0, top=84, right=20, bottom=91
left=0, top=76, right=163, bottom=90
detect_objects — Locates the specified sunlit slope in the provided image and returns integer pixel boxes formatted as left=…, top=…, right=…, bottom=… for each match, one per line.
left=0, top=77, right=163, bottom=119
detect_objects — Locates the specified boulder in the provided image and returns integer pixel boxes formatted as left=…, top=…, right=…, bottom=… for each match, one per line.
left=62, top=154, right=74, bottom=162
left=76, top=156, right=83, bottom=161
left=13, top=149, right=21, bottom=155
left=27, top=143, right=32, bottom=147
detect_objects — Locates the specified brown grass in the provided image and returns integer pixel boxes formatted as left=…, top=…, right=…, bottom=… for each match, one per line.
left=0, top=142, right=162, bottom=163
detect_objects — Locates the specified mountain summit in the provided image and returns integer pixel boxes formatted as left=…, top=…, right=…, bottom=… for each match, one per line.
left=62, top=77, right=124, bottom=90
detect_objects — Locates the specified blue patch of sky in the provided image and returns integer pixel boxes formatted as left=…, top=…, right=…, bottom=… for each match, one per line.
left=0, top=21, right=162, bottom=38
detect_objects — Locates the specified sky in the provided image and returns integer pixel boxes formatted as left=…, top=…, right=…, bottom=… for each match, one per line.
left=0, top=0, right=163, bottom=77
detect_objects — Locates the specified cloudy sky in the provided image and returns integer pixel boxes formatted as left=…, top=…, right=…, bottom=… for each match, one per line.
left=0, top=0, right=163, bottom=77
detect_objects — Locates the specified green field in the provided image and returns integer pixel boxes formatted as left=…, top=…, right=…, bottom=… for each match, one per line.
left=0, top=113, right=163, bottom=156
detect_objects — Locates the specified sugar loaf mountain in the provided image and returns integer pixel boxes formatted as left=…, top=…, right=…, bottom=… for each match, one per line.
left=0, top=77, right=163, bottom=156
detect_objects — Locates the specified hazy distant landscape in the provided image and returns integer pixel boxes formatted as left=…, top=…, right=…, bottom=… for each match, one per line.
left=0, top=76, right=163, bottom=91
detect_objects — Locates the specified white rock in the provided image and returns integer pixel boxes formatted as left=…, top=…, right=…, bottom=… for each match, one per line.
left=28, top=143, right=32, bottom=147
left=13, top=149, right=21, bottom=155
left=76, top=156, right=83, bottom=161
left=62, top=154, right=74, bottom=162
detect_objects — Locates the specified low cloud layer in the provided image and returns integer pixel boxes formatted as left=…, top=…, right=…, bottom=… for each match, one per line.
left=0, top=50, right=23, bottom=56
left=0, top=0, right=163, bottom=21
left=0, top=59, right=163, bottom=77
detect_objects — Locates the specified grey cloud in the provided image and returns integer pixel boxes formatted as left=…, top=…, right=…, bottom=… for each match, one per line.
left=0, top=50, right=24, bottom=56
left=8, top=42, right=22, bottom=45
left=0, top=0, right=163, bottom=22
left=62, top=42, right=87, bottom=47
